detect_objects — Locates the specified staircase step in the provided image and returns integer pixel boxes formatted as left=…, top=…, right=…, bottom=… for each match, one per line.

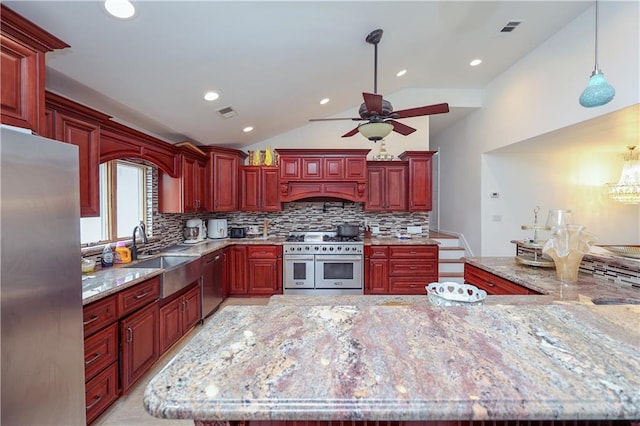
left=433, top=239, right=460, bottom=248
left=439, top=249, right=466, bottom=260
left=439, top=263, right=465, bottom=273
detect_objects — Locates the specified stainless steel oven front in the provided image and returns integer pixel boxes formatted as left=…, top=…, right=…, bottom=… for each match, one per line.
left=283, top=254, right=315, bottom=290
left=314, top=254, right=363, bottom=290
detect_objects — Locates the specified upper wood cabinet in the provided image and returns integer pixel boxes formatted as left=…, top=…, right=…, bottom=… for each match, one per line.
left=398, top=151, right=435, bottom=212
left=276, top=149, right=370, bottom=202
left=45, top=93, right=110, bottom=217
left=365, top=162, right=408, bottom=211
left=240, top=166, right=280, bottom=212
left=203, top=147, right=247, bottom=212
left=159, top=151, right=208, bottom=213
left=1, top=4, right=68, bottom=134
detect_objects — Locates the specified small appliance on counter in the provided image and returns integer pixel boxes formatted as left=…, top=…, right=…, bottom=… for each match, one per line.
left=208, top=218, right=228, bottom=239
left=184, top=218, right=206, bottom=243
left=229, top=227, right=246, bottom=238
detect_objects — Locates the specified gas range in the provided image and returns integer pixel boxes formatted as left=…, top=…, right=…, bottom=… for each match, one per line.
left=284, top=232, right=363, bottom=255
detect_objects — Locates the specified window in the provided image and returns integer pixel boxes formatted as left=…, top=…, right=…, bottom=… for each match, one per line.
left=81, top=160, right=151, bottom=245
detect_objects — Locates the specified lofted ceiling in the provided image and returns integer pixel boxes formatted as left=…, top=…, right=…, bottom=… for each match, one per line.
left=5, top=1, right=593, bottom=149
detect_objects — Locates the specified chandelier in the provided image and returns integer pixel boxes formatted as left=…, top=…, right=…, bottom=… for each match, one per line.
left=607, top=146, right=640, bottom=204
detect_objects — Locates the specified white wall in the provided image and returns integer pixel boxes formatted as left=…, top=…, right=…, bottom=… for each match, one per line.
left=433, top=1, right=640, bottom=255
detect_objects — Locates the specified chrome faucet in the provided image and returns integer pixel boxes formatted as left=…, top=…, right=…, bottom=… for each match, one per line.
left=131, top=221, right=148, bottom=261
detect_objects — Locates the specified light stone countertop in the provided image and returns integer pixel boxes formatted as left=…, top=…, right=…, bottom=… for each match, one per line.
left=143, top=301, right=640, bottom=422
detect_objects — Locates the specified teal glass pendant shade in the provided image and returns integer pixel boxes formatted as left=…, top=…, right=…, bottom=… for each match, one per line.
left=579, top=69, right=615, bottom=107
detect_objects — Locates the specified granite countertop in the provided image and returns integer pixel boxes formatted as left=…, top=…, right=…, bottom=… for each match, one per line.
left=464, top=257, right=639, bottom=302
left=81, top=236, right=438, bottom=305
left=143, top=300, right=640, bottom=421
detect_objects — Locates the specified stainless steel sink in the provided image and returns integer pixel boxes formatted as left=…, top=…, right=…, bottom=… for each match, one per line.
left=125, top=255, right=201, bottom=298
left=591, top=297, right=640, bottom=305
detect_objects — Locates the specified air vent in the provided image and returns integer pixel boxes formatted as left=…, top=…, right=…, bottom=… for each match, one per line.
left=217, top=106, right=237, bottom=119
left=500, top=20, right=523, bottom=33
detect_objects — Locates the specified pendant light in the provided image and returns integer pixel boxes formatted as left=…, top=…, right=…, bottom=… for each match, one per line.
left=579, top=0, right=615, bottom=108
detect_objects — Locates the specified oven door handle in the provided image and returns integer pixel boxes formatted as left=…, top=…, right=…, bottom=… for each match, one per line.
left=284, top=255, right=315, bottom=261
left=315, top=255, right=362, bottom=262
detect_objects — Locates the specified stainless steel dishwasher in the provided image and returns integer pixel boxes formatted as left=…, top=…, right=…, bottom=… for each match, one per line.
left=202, top=250, right=224, bottom=319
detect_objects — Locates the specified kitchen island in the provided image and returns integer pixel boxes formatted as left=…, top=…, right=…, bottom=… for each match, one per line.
left=143, top=294, right=639, bottom=423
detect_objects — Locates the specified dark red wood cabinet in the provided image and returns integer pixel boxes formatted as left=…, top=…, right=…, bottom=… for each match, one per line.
left=365, top=245, right=438, bottom=294
left=159, top=153, right=208, bottom=213
left=228, top=245, right=282, bottom=297
left=159, top=282, right=201, bottom=354
left=241, top=166, right=280, bottom=211
left=366, top=162, right=408, bottom=211
left=204, top=147, right=247, bottom=212
left=464, top=263, right=539, bottom=295
left=398, top=151, right=435, bottom=212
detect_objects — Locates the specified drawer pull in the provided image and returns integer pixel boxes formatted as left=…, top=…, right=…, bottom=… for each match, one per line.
left=126, top=326, right=133, bottom=343
left=485, top=281, right=496, bottom=287
left=86, top=395, right=102, bottom=410
left=83, top=315, right=99, bottom=326
left=410, top=266, right=418, bottom=270
left=134, top=291, right=150, bottom=300
left=85, top=353, right=101, bottom=366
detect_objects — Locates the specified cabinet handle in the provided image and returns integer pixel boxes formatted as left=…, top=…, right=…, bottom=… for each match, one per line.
left=86, top=395, right=102, bottom=411
left=409, top=251, right=417, bottom=254
left=134, top=291, right=150, bottom=300
left=410, top=266, right=418, bottom=270
left=182, top=300, right=187, bottom=313
left=484, top=281, right=495, bottom=287
left=83, top=315, right=99, bottom=326
left=126, top=326, right=133, bottom=343
left=85, top=353, right=101, bottom=366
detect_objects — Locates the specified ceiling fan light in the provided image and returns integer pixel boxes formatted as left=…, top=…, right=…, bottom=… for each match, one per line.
left=358, top=122, right=393, bottom=141
left=104, top=0, right=135, bottom=19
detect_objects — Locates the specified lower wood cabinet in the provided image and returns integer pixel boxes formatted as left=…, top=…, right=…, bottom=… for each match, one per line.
left=120, top=301, right=160, bottom=394
left=159, top=282, right=201, bottom=354
left=228, top=245, right=282, bottom=297
left=365, top=245, right=438, bottom=294
left=464, top=263, right=539, bottom=295
left=84, top=362, right=119, bottom=425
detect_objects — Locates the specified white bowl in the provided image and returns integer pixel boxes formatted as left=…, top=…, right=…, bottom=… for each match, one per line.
left=426, top=282, right=487, bottom=306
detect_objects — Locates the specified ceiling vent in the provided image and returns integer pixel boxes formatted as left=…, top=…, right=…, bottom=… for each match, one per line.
left=500, top=20, right=523, bottom=33
left=217, top=106, right=237, bottom=119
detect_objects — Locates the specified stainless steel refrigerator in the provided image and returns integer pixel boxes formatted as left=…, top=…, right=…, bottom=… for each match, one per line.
left=1, top=126, right=86, bottom=425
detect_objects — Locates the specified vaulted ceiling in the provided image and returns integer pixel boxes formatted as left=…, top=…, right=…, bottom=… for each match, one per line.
left=6, top=1, right=593, bottom=148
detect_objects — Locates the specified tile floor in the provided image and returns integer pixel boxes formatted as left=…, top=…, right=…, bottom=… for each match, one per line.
left=93, top=297, right=269, bottom=426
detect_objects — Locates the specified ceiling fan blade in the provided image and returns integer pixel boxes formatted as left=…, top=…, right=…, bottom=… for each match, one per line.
left=394, top=103, right=450, bottom=119
left=341, top=127, right=360, bottom=138
left=309, top=117, right=362, bottom=122
left=388, top=120, right=416, bottom=136
left=362, top=92, right=383, bottom=115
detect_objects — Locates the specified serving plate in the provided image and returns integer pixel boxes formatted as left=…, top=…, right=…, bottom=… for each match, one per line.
left=598, top=245, right=640, bottom=259
left=426, top=282, right=487, bottom=306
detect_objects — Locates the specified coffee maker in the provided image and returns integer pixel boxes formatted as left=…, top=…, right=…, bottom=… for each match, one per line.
left=184, top=218, right=205, bottom=243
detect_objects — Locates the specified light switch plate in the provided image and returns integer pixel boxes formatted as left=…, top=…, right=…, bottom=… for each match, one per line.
left=407, top=226, right=422, bottom=234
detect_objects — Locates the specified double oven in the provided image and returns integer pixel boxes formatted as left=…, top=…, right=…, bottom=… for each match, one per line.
left=283, top=232, right=363, bottom=295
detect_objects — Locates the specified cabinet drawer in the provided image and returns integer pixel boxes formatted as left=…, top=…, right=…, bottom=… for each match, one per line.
left=389, top=259, right=437, bottom=276
left=389, top=276, right=434, bottom=294
left=118, top=277, right=160, bottom=317
left=85, top=362, right=119, bottom=425
left=464, top=264, right=532, bottom=295
left=84, top=323, right=118, bottom=382
left=366, top=246, right=389, bottom=259
left=388, top=245, right=437, bottom=259
left=247, top=245, right=279, bottom=259
left=83, top=295, right=118, bottom=337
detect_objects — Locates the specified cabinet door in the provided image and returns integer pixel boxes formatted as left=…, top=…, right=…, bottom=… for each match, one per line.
left=159, top=297, right=183, bottom=354
left=247, top=259, right=279, bottom=295
left=120, top=302, right=159, bottom=393
left=323, top=157, right=344, bottom=179
left=385, top=165, right=408, bottom=211
left=240, top=166, right=261, bottom=211
left=407, top=156, right=432, bottom=211
left=367, top=258, right=389, bottom=294
left=279, top=157, right=300, bottom=180
left=261, top=167, right=281, bottom=211
left=302, top=157, right=322, bottom=179
left=85, top=363, right=119, bottom=425
left=228, top=246, right=247, bottom=295
left=84, top=322, right=118, bottom=382
left=182, top=156, right=197, bottom=212
left=0, top=35, right=41, bottom=132
left=365, top=166, right=385, bottom=211
left=212, top=153, right=239, bottom=211
left=55, top=112, right=100, bottom=216
left=183, top=284, right=201, bottom=331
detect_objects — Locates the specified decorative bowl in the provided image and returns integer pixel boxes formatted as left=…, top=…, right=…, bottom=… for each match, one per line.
left=426, top=282, right=487, bottom=306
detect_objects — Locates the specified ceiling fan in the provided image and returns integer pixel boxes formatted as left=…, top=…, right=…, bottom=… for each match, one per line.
left=310, top=28, right=450, bottom=141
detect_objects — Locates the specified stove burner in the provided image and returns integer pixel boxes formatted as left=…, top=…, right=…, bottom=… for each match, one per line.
left=322, top=235, right=362, bottom=242
left=285, top=235, right=305, bottom=242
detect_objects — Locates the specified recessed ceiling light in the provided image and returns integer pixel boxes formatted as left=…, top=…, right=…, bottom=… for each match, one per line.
left=469, top=59, right=482, bottom=67
left=243, top=126, right=254, bottom=133
left=104, top=0, right=135, bottom=19
left=320, top=98, right=330, bottom=105
left=396, top=69, right=407, bottom=77
left=204, top=91, right=219, bottom=101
